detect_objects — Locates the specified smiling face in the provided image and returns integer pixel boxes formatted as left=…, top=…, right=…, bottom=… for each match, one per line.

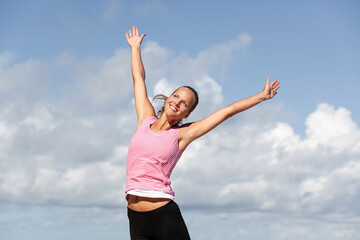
left=164, top=87, right=196, bottom=123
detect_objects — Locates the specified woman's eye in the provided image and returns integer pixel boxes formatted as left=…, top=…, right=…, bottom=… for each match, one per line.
left=182, top=102, right=187, bottom=107
left=174, top=95, right=178, bottom=98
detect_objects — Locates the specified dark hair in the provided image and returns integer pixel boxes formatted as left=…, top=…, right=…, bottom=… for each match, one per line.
left=152, top=86, right=199, bottom=120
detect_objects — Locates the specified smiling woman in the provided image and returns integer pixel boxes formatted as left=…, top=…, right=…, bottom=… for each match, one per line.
left=124, top=26, right=280, bottom=240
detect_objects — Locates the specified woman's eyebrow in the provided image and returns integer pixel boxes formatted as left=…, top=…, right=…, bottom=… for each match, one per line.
left=177, top=93, right=188, bottom=103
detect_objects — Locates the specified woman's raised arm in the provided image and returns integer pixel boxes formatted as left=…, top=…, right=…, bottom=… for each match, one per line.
left=126, top=26, right=155, bottom=128
left=179, top=78, right=280, bottom=151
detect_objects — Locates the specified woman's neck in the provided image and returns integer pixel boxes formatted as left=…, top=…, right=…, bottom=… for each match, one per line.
left=151, top=114, right=177, bottom=132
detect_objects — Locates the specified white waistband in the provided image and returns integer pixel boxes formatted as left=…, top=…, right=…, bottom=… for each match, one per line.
left=126, top=189, right=174, bottom=200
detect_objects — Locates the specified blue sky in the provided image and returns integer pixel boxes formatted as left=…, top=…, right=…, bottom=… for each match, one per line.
left=1, top=0, right=360, bottom=239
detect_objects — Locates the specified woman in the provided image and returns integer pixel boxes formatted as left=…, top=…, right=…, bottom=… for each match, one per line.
left=125, top=26, right=280, bottom=240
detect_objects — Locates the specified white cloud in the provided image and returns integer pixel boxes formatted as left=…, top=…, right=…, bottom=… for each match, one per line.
left=0, top=52, right=15, bottom=68
left=56, top=51, right=76, bottom=66
left=142, top=41, right=170, bottom=80
left=22, top=105, right=56, bottom=131
left=305, top=103, right=360, bottom=153
left=0, top=168, right=28, bottom=196
left=167, top=33, right=251, bottom=85
left=194, top=75, right=223, bottom=112
left=263, top=122, right=301, bottom=153
left=153, top=78, right=176, bottom=97
left=277, top=226, right=313, bottom=239
left=0, top=54, right=48, bottom=97
left=72, top=48, right=132, bottom=106
left=334, top=229, right=355, bottom=239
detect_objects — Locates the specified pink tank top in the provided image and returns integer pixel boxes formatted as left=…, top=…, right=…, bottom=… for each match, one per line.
left=125, top=116, right=182, bottom=196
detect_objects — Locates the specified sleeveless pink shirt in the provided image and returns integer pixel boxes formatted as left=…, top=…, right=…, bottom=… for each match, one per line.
left=125, top=116, right=182, bottom=197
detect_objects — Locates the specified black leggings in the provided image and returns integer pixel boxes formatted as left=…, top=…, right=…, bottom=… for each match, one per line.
left=127, top=200, right=191, bottom=240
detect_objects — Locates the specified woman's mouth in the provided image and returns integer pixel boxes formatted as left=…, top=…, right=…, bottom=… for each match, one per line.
left=170, top=105, right=177, bottom=112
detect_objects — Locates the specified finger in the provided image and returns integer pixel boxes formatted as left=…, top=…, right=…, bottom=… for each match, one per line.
left=132, top=26, right=136, bottom=36
left=273, top=85, right=280, bottom=95
left=125, top=32, right=129, bottom=40
left=266, top=77, right=270, bottom=85
left=273, top=82, right=280, bottom=91
left=271, top=83, right=280, bottom=92
left=135, top=27, right=139, bottom=36
left=140, top=33, right=146, bottom=41
left=128, top=29, right=132, bottom=37
left=270, top=79, right=278, bottom=86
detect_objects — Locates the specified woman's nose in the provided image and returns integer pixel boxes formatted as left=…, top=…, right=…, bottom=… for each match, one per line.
left=174, top=99, right=180, bottom=106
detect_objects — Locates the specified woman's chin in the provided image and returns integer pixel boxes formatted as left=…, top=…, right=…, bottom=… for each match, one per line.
left=164, top=113, right=181, bottom=123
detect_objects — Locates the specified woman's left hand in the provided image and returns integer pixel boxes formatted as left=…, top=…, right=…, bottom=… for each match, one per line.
left=262, top=77, right=280, bottom=100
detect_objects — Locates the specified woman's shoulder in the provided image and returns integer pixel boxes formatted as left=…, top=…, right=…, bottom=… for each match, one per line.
left=144, top=115, right=158, bottom=122
left=137, top=115, right=158, bottom=129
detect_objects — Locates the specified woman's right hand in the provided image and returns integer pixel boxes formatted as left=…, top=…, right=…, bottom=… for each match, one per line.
left=126, top=26, right=146, bottom=48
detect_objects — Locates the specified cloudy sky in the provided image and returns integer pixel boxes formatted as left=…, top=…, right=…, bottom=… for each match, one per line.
left=1, top=0, right=359, bottom=239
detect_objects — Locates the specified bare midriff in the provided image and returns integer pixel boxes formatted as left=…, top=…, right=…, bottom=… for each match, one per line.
left=127, top=194, right=171, bottom=212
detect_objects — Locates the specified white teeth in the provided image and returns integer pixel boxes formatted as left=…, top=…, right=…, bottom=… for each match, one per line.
left=170, top=105, right=177, bottom=112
